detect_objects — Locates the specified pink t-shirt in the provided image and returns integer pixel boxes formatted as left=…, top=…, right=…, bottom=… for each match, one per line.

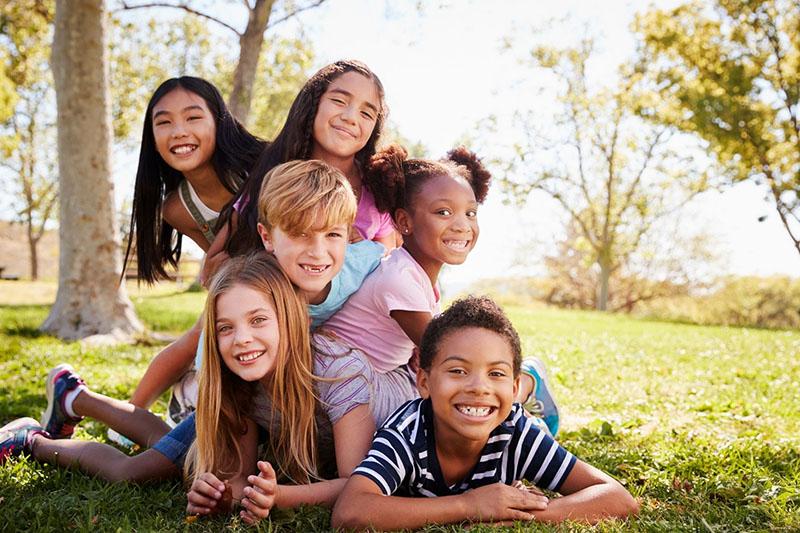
left=323, top=247, right=440, bottom=373
left=354, top=188, right=394, bottom=241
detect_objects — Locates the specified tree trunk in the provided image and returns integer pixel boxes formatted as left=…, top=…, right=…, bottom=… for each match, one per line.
left=43, top=0, right=142, bottom=341
left=228, top=0, right=275, bottom=125
left=597, top=261, right=610, bottom=311
left=28, top=232, right=39, bottom=281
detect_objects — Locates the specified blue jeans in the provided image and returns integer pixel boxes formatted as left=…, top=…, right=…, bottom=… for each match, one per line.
left=152, top=412, right=196, bottom=467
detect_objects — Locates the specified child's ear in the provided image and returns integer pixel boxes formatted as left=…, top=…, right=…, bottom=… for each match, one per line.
left=416, top=367, right=430, bottom=399
left=257, top=223, right=274, bottom=252
left=394, top=208, right=412, bottom=236
left=512, top=375, right=520, bottom=402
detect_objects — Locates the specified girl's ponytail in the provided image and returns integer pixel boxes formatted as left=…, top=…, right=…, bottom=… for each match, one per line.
left=446, top=146, right=491, bottom=203
left=366, top=143, right=408, bottom=214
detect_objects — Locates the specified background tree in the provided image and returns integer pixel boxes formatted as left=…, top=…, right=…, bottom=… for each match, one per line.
left=500, top=39, right=707, bottom=310
left=43, top=0, right=142, bottom=340
left=117, top=0, right=326, bottom=125
left=634, top=0, right=800, bottom=254
left=0, top=0, right=58, bottom=280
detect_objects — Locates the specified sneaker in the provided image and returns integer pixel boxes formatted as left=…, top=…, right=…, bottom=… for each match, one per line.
left=166, top=369, right=198, bottom=428
left=0, top=417, right=49, bottom=464
left=521, top=358, right=560, bottom=437
left=41, top=363, right=86, bottom=438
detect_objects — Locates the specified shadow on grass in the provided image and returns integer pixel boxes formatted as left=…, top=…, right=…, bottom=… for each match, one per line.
left=0, top=304, right=51, bottom=338
left=0, top=389, right=47, bottom=422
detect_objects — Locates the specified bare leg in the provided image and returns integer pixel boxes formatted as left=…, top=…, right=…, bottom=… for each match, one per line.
left=130, top=317, right=203, bottom=409
left=72, top=390, right=170, bottom=448
left=30, top=435, right=179, bottom=483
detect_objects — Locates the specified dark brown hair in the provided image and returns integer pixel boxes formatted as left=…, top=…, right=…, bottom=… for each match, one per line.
left=224, top=60, right=387, bottom=255
left=419, top=296, right=522, bottom=375
left=365, top=144, right=491, bottom=219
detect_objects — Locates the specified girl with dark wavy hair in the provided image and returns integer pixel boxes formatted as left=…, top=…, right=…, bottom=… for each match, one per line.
left=123, top=76, right=264, bottom=284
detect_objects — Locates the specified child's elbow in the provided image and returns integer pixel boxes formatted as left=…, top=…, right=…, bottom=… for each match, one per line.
left=331, top=499, right=363, bottom=530
left=615, top=488, right=640, bottom=518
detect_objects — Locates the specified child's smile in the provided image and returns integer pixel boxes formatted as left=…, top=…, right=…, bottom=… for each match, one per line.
left=418, top=326, right=518, bottom=447
left=215, top=284, right=281, bottom=383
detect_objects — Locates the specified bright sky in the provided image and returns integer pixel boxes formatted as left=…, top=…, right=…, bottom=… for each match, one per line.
left=109, top=0, right=800, bottom=290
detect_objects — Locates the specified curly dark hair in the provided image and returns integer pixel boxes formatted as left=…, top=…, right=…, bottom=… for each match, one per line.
left=419, top=296, right=521, bottom=375
left=365, top=144, right=491, bottom=219
left=123, top=76, right=265, bottom=284
left=224, top=60, right=387, bottom=255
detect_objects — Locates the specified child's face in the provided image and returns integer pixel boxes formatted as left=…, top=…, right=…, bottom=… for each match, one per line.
left=215, top=284, right=280, bottom=382
left=417, top=327, right=519, bottom=447
left=396, top=174, right=479, bottom=269
left=311, top=72, right=379, bottom=163
left=152, top=88, right=216, bottom=177
left=257, top=216, right=348, bottom=305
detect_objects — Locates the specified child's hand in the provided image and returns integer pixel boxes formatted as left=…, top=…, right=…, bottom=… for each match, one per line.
left=186, top=473, right=226, bottom=516
left=464, top=482, right=548, bottom=522
left=239, top=460, right=279, bottom=525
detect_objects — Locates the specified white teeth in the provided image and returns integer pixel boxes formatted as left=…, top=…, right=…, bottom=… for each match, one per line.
left=171, top=145, right=196, bottom=154
left=444, top=240, right=468, bottom=250
left=238, top=352, right=261, bottom=362
left=457, top=405, right=492, bottom=417
left=301, top=265, right=327, bottom=273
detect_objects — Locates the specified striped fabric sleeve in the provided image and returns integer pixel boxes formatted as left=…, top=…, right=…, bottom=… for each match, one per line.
left=352, top=428, right=414, bottom=495
left=518, top=419, right=577, bottom=492
left=314, top=338, right=373, bottom=425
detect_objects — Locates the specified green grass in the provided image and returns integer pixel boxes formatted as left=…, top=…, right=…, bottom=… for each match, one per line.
left=1, top=285, right=798, bottom=531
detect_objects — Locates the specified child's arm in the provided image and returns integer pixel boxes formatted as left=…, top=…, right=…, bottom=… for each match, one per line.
left=271, top=404, right=375, bottom=509
left=162, top=192, right=211, bottom=251
left=332, top=476, right=549, bottom=530
left=130, top=318, right=202, bottom=408
left=529, top=459, right=639, bottom=524
left=199, top=212, right=237, bottom=286
left=389, top=310, right=432, bottom=347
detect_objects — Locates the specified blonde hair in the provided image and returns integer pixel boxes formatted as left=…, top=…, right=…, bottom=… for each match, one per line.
left=185, top=251, right=319, bottom=484
left=257, top=159, right=357, bottom=235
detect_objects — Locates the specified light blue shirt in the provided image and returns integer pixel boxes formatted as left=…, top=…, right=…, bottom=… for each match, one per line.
left=194, top=240, right=384, bottom=369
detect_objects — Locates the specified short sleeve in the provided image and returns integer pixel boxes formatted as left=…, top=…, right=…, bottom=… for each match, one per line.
left=377, top=267, right=433, bottom=316
left=313, top=335, right=373, bottom=425
left=519, top=419, right=576, bottom=492
left=352, top=428, right=413, bottom=495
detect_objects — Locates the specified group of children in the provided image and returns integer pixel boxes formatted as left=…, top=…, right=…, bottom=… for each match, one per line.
left=1, top=60, right=639, bottom=529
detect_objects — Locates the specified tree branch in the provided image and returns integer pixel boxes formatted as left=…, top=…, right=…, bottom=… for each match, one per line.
left=267, top=0, right=327, bottom=28
left=116, top=2, right=242, bottom=35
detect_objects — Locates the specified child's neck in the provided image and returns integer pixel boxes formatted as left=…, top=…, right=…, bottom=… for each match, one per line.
left=402, top=242, right=442, bottom=289
left=183, top=165, right=232, bottom=212
left=304, top=281, right=332, bottom=305
left=433, top=422, right=486, bottom=487
left=323, top=156, right=361, bottom=193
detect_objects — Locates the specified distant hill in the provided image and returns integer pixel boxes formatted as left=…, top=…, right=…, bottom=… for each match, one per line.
left=0, top=220, right=58, bottom=280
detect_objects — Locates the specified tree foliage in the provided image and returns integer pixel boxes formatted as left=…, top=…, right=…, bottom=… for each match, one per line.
left=0, top=0, right=58, bottom=280
left=501, top=39, right=707, bottom=310
left=634, top=0, right=800, bottom=254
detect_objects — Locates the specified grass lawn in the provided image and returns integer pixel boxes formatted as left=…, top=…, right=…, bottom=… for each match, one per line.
left=1, top=281, right=798, bottom=531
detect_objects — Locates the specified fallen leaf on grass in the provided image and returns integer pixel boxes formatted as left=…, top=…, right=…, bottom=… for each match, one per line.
left=185, top=515, right=199, bottom=524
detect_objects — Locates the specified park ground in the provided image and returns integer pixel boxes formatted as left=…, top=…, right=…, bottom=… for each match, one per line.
left=0, top=280, right=798, bottom=532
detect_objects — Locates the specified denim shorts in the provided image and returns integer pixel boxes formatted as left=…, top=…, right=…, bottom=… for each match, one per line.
left=152, top=412, right=196, bottom=467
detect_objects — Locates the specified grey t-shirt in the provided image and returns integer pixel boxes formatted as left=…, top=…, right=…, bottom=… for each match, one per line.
left=250, top=333, right=373, bottom=479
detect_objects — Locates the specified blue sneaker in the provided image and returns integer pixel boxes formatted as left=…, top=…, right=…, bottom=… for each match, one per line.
left=521, top=358, right=560, bottom=437
left=0, top=417, right=49, bottom=464
left=41, top=363, right=86, bottom=439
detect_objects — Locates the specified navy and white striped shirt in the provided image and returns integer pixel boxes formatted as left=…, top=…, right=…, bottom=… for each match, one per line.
left=353, top=398, right=576, bottom=497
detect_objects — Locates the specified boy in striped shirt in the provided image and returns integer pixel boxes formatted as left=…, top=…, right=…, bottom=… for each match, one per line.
left=333, top=296, right=638, bottom=529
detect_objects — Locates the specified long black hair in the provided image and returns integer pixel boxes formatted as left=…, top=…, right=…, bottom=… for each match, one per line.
left=123, top=76, right=265, bottom=284
left=224, top=60, right=387, bottom=256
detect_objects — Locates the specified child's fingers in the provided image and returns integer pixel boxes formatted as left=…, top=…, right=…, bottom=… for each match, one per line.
left=192, top=477, right=224, bottom=499
left=242, top=486, right=274, bottom=515
left=187, top=489, right=219, bottom=510
left=248, top=473, right=277, bottom=495
left=257, top=460, right=277, bottom=480
left=514, top=492, right=548, bottom=511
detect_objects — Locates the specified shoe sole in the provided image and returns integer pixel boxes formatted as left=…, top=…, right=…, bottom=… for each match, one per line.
left=1, top=417, right=40, bottom=433
left=530, top=357, right=560, bottom=435
left=41, top=363, right=76, bottom=436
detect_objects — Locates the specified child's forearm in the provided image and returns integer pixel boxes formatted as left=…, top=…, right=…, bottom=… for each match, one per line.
left=275, top=478, right=347, bottom=508
left=332, top=491, right=473, bottom=530
left=532, top=482, right=639, bottom=524
left=130, top=320, right=202, bottom=408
